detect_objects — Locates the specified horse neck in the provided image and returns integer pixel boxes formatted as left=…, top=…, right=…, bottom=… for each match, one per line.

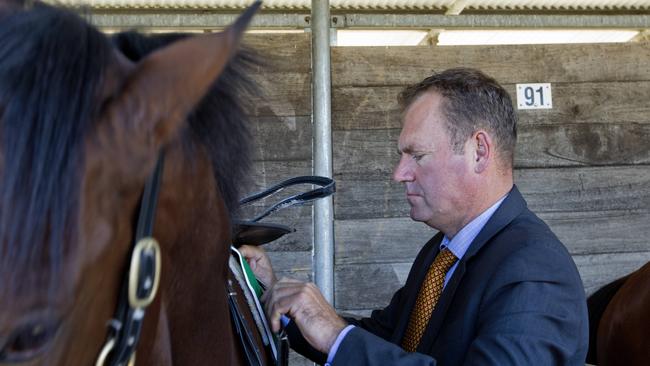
left=137, top=141, right=242, bottom=365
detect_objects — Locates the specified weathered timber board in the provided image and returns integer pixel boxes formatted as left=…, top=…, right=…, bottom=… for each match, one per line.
left=249, top=160, right=312, bottom=189
left=334, top=210, right=650, bottom=265
left=331, top=43, right=650, bottom=87
left=243, top=33, right=310, bottom=75
left=333, top=251, right=650, bottom=310
left=332, top=82, right=650, bottom=130
left=241, top=34, right=312, bottom=118
left=267, top=250, right=312, bottom=283
left=251, top=116, right=312, bottom=162
left=248, top=73, right=311, bottom=117
left=333, top=165, right=650, bottom=219
left=331, top=124, right=650, bottom=173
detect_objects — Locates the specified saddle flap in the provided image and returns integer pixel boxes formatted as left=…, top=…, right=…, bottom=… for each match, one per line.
left=232, top=221, right=295, bottom=247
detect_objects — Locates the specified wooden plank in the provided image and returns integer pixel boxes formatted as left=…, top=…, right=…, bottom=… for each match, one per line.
left=243, top=33, right=311, bottom=74
left=332, top=82, right=650, bottom=131
left=249, top=160, right=312, bottom=189
left=332, top=129, right=400, bottom=175
left=236, top=34, right=312, bottom=118
left=516, top=123, right=650, bottom=167
left=334, top=210, right=650, bottom=265
left=333, top=251, right=650, bottom=310
left=267, top=250, right=312, bottom=282
left=331, top=123, right=650, bottom=173
left=333, top=166, right=650, bottom=219
left=332, top=43, right=650, bottom=87
left=335, top=217, right=435, bottom=265
left=516, top=166, right=650, bottom=213
left=248, top=73, right=311, bottom=117
left=575, top=252, right=650, bottom=295
left=251, top=116, right=311, bottom=162
left=335, top=262, right=411, bottom=310
left=539, top=210, right=650, bottom=255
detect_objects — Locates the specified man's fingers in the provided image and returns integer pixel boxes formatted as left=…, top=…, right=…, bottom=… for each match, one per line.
left=263, top=278, right=310, bottom=330
left=238, top=244, right=263, bottom=260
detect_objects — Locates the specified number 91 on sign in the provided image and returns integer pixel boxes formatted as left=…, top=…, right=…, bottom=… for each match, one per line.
left=516, top=83, right=552, bottom=110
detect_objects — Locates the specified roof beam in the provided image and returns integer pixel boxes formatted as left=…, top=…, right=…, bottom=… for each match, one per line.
left=87, top=12, right=650, bottom=30
left=343, top=14, right=650, bottom=29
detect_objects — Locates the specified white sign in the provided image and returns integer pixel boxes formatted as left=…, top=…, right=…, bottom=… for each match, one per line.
left=516, top=83, right=552, bottom=109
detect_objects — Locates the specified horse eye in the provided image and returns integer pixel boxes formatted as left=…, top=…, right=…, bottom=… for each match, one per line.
left=0, top=321, right=59, bottom=362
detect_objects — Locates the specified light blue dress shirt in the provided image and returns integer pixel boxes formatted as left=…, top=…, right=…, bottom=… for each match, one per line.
left=325, top=194, right=508, bottom=365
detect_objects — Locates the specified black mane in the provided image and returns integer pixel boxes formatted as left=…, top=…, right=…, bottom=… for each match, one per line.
left=0, top=3, right=112, bottom=292
left=0, top=4, right=254, bottom=295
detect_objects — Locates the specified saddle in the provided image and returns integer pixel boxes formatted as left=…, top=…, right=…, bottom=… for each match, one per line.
left=228, top=176, right=335, bottom=366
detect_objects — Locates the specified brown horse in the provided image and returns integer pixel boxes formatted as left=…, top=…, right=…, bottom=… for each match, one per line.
left=0, top=1, right=270, bottom=365
left=587, top=261, right=650, bottom=365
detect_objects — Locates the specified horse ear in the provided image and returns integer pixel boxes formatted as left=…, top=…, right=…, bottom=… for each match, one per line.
left=98, top=1, right=260, bottom=167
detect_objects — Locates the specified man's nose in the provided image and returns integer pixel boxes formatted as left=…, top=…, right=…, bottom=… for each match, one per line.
left=393, top=156, right=414, bottom=182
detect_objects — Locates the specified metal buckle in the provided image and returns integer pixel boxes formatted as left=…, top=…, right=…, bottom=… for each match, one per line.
left=95, top=337, right=115, bottom=366
left=128, top=237, right=161, bottom=308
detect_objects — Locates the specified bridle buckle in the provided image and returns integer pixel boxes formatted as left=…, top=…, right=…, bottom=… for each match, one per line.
left=128, top=237, right=162, bottom=308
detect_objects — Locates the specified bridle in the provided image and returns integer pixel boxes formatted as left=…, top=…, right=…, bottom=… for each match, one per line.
left=96, top=153, right=165, bottom=366
left=94, top=149, right=335, bottom=366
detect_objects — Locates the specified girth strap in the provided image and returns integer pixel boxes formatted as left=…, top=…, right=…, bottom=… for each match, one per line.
left=227, top=279, right=264, bottom=366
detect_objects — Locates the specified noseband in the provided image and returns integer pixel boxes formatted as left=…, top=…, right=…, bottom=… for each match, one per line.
left=96, top=153, right=165, bottom=366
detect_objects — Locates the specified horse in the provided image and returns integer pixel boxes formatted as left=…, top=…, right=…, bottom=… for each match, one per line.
left=586, top=261, right=650, bottom=365
left=0, top=1, right=273, bottom=365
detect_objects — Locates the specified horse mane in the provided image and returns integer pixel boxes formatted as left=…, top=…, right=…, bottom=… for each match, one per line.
left=0, top=4, right=256, bottom=295
left=110, top=31, right=256, bottom=216
left=0, top=3, right=113, bottom=292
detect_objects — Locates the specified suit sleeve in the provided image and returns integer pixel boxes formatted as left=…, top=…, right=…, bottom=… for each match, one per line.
left=286, top=286, right=414, bottom=364
left=288, top=239, right=442, bottom=365
left=327, top=286, right=439, bottom=365
left=461, top=243, right=588, bottom=365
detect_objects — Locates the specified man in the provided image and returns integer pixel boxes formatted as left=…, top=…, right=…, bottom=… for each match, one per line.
left=241, top=68, right=589, bottom=365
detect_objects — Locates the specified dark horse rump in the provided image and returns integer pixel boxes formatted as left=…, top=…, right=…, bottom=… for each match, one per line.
left=587, top=261, right=650, bottom=366
left=586, top=274, right=629, bottom=364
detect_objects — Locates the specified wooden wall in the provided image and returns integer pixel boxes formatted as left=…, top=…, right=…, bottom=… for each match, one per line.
left=244, top=33, right=650, bottom=322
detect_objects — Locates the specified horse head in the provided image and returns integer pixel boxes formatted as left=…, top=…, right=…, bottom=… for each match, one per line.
left=0, top=1, right=260, bottom=364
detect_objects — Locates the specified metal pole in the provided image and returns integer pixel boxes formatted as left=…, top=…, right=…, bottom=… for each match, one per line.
left=311, top=0, right=334, bottom=304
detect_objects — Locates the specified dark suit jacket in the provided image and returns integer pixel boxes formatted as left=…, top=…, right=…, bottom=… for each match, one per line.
left=288, top=186, right=589, bottom=365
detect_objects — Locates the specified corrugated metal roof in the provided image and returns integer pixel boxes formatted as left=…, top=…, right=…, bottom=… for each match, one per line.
left=51, top=0, right=650, bottom=11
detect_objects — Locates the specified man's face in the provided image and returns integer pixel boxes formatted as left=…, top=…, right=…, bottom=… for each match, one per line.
left=393, top=91, right=476, bottom=234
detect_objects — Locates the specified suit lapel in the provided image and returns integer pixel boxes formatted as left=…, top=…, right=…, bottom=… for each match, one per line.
left=416, top=185, right=528, bottom=352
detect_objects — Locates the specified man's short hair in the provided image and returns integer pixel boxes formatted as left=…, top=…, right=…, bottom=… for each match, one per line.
left=398, top=67, right=517, bottom=168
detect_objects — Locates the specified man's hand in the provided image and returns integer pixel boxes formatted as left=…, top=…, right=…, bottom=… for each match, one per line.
left=262, top=277, right=348, bottom=354
left=239, top=245, right=278, bottom=289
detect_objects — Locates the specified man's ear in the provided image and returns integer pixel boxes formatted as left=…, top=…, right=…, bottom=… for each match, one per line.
left=92, top=1, right=261, bottom=174
left=473, top=131, right=492, bottom=173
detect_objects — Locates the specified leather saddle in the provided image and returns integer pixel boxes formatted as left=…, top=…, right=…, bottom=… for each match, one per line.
left=231, top=176, right=335, bottom=248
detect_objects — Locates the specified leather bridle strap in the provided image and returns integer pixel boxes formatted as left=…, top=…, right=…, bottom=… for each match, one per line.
left=239, top=176, right=335, bottom=222
left=96, top=153, right=165, bottom=366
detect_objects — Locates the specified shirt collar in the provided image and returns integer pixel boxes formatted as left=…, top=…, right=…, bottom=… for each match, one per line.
left=440, top=193, right=508, bottom=261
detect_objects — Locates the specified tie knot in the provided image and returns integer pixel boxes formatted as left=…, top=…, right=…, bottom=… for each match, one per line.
left=435, top=248, right=457, bottom=270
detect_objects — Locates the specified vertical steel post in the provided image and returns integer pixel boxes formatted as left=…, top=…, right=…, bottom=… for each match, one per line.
left=311, top=0, right=334, bottom=304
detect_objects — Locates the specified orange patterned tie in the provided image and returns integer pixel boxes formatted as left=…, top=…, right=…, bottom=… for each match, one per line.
left=401, top=248, right=457, bottom=352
